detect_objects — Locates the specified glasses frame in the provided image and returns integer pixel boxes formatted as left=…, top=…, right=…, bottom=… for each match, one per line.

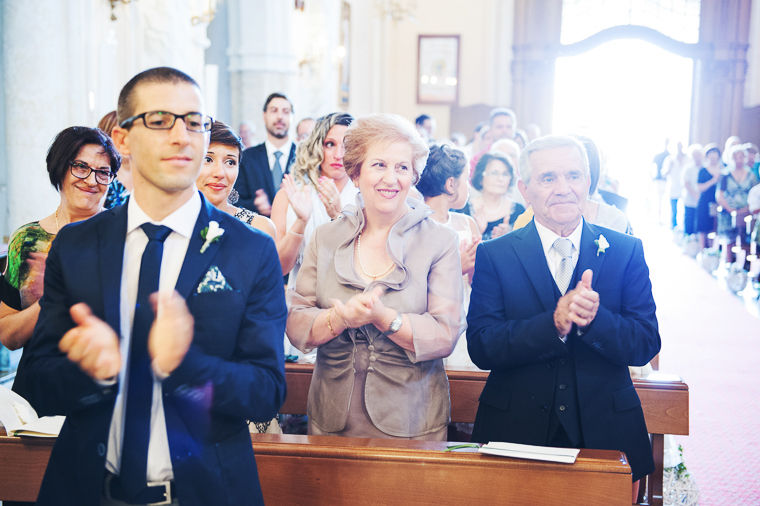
left=119, top=110, right=214, bottom=133
left=69, top=161, right=116, bottom=185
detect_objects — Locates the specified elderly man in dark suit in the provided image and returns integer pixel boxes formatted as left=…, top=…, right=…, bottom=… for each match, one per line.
left=467, top=134, right=660, bottom=500
left=236, top=93, right=297, bottom=216
left=18, top=67, right=287, bottom=506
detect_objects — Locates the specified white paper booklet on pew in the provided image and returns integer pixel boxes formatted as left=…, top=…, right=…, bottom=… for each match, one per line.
left=0, top=384, right=64, bottom=437
left=479, top=441, right=580, bottom=464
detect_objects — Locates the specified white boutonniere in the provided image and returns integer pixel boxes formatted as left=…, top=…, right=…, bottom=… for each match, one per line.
left=594, top=234, right=609, bottom=256
left=200, top=221, right=224, bottom=253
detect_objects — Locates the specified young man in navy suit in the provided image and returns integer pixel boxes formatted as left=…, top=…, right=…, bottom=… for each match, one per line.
left=236, top=93, right=297, bottom=216
left=467, top=135, right=660, bottom=501
left=19, top=67, right=287, bottom=505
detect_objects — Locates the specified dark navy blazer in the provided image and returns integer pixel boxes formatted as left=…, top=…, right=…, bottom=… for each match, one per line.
left=237, top=142, right=296, bottom=212
left=18, top=194, right=287, bottom=506
left=467, top=219, right=660, bottom=481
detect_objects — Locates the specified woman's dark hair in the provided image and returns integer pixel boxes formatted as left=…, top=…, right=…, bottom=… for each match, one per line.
left=574, top=135, right=601, bottom=195
left=471, top=151, right=514, bottom=192
left=209, top=121, right=244, bottom=156
left=416, top=144, right=468, bottom=198
left=46, top=126, right=121, bottom=191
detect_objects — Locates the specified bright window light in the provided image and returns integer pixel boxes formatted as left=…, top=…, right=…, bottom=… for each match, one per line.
left=553, top=39, right=693, bottom=221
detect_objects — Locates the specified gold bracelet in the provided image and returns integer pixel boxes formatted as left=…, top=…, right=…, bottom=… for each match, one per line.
left=326, top=309, right=338, bottom=337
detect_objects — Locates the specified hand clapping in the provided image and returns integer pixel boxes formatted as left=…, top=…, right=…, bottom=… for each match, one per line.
left=331, top=286, right=387, bottom=329
left=282, top=174, right=313, bottom=223
left=59, top=303, right=121, bottom=381
left=317, top=176, right=343, bottom=220
left=553, top=269, right=599, bottom=337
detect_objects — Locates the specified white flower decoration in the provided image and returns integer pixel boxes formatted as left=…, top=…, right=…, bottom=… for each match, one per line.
left=200, top=221, right=225, bottom=253
left=594, top=234, right=609, bottom=257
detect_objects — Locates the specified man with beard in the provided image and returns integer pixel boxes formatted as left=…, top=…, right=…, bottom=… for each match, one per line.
left=237, top=93, right=296, bottom=216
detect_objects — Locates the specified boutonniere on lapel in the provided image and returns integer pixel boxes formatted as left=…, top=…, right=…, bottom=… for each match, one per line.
left=200, top=221, right=224, bottom=253
left=594, top=234, right=609, bottom=257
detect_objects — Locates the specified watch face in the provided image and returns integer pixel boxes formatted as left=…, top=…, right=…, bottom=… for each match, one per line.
left=389, top=315, right=402, bottom=333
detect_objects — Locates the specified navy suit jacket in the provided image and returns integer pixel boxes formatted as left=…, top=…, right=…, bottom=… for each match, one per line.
left=237, top=142, right=296, bottom=212
left=467, top=219, right=660, bottom=481
left=17, top=194, right=287, bottom=506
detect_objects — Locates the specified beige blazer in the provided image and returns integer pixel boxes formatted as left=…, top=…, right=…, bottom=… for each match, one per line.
left=287, top=196, right=466, bottom=437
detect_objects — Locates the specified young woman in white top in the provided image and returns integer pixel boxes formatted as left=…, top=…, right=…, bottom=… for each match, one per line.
left=416, top=144, right=480, bottom=368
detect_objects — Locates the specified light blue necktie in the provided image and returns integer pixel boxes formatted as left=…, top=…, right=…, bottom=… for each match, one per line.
left=553, top=238, right=573, bottom=295
left=272, top=151, right=283, bottom=190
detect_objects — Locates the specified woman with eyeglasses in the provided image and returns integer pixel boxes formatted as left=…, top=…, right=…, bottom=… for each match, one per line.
left=0, top=126, right=119, bottom=362
left=470, top=152, right=525, bottom=241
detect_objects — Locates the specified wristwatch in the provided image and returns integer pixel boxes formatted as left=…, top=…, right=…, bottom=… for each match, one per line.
left=385, top=312, right=403, bottom=335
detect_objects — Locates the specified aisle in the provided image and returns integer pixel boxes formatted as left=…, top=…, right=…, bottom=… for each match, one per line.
left=638, top=224, right=760, bottom=505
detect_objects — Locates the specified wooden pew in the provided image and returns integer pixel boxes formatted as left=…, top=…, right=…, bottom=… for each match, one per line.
left=283, top=363, right=689, bottom=506
left=0, top=434, right=633, bottom=505
left=0, top=368, right=687, bottom=505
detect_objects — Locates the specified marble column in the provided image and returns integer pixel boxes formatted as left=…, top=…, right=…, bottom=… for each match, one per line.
left=227, top=0, right=299, bottom=136
left=3, top=0, right=77, bottom=233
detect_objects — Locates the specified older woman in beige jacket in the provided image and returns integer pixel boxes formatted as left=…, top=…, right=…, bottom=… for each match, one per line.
left=286, top=114, right=466, bottom=440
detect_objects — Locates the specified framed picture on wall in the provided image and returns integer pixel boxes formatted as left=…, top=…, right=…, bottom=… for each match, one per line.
left=417, top=35, right=460, bottom=104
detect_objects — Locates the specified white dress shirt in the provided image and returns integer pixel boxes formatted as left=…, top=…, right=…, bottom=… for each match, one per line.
left=264, top=138, right=293, bottom=173
left=534, top=218, right=583, bottom=282
left=106, top=190, right=201, bottom=482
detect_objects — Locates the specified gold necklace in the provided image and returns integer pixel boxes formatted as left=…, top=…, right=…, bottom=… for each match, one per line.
left=482, top=196, right=506, bottom=214
left=54, top=207, right=60, bottom=233
left=357, top=233, right=396, bottom=279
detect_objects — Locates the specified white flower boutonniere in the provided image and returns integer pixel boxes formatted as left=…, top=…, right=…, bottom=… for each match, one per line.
left=594, top=234, right=610, bottom=257
left=200, top=221, right=225, bottom=253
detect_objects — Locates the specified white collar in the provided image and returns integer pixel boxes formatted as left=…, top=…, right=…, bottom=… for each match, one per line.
left=264, top=138, right=292, bottom=157
left=127, top=189, right=202, bottom=238
left=534, top=218, right=584, bottom=257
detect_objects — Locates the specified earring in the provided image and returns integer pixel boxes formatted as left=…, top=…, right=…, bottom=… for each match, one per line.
left=228, top=188, right=240, bottom=205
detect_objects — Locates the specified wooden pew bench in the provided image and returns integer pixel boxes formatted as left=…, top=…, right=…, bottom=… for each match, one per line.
left=0, top=434, right=633, bottom=505
left=283, top=364, right=689, bottom=506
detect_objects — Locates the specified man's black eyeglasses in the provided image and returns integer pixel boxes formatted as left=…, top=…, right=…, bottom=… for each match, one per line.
left=119, top=111, right=214, bottom=133
left=70, top=161, right=115, bottom=185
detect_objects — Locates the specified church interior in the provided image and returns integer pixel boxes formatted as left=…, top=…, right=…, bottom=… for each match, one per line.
left=1, top=0, right=759, bottom=505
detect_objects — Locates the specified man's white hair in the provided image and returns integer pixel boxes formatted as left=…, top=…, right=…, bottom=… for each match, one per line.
left=518, top=134, right=590, bottom=184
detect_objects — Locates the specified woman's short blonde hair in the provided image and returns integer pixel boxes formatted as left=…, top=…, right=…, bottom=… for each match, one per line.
left=292, top=112, right=353, bottom=187
left=344, top=114, right=429, bottom=185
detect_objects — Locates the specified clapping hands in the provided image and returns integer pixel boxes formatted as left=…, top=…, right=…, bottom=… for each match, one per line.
left=331, top=286, right=387, bottom=329
left=554, top=269, right=600, bottom=337
left=317, top=176, right=343, bottom=220
left=282, top=174, right=313, bottom=223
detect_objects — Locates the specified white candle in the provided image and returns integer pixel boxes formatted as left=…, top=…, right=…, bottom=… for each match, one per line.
left=750, top=257, right=760, bottom=277
left=752, top=242, right=757, bottom=256
left=736, top=249, right=746, bottom=268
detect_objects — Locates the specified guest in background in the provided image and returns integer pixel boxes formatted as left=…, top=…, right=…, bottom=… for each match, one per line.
left=682, top=144, right=704, bottom=237
left=99, top=111, right=131, bottom=209
left=471, top=152, right=525, bottom=240
left=525, top=123, right=541, bottom=142
left=746, top=143, right=759, bottom=179
left=696, top=145, right=723, bottom=249
left=488, top=108, right=516, bottom=143
left=287, top=113, right=465, bottom=440
left=296, top=117, right=316, bottom=142
left=271, top=112, right=357, bottom=291
left=237, top=93, right=297, bottom=216
left=663, top=141, right=687, bottom=229
left=490, top=138, right=526, bottom=207
left=196, top=121, right=281, bottom=435
left=450, top=132, right=467, bottom=148
left=576, top=135, right=630, bottom=234
left=716, top=144, right=758, bottom=257
left=239, top=121, right=256, bottom=148
left=415, top=114, right=436, bottom=143
left=464, top=121, right=489, bottom=159
left=196, top=121, right=275, bottom=237
left=514, top=129, right=528, bottom=151
left=416, top=144, right=479, bottom=368
left=1, top=126, right=119, bottom=396
left=722, top=136, right=741, bottom=166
